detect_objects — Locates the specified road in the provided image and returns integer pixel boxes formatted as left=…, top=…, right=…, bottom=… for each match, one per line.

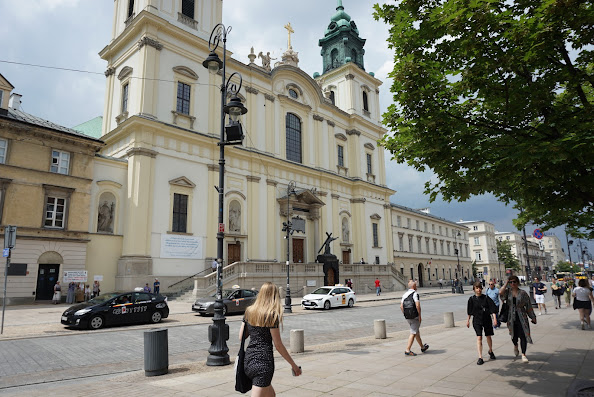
left=0, top=292, right=472, bottom=390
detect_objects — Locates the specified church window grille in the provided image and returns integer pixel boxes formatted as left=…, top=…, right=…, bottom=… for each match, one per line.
left=366, top=153, right=372, bottom=174
left=285, top=113, right=302, bottom=163
left=127, top=0, right=134, bottom=18
left=288, top=89, right=298, bottom=99
left=172, top=193, right=188, bottom=233
left=337, top=145, right=344, bottom=167
left=176, top=82, right=191, bottom=115
left=181, top=0, right=195, bottom=19
left=372, top=223, right=379, bottom=247
left=121, top=83, right=129, bottom=113
left=362, top=91, right=369, bottom=111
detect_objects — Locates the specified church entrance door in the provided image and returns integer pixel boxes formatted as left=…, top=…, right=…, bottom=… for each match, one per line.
left=228, top=242, right=241, bottom=264
left=342, top=251, right=350, bottom=264
left=417, top=263, right=424, bottom=287
left=292, top=239, right=304, bottom=263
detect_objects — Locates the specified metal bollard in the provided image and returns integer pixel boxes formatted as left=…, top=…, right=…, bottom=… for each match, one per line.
left=374, top=319, right=387, bottom=339
left=144, top=328, right=168, bottom=376
left=290, top=329, right=304, bottom=353
left=444, top=312, right=455, bottom=328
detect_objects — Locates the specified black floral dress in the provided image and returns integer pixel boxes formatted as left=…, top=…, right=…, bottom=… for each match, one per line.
left=244, top=320, right=278, bottom=387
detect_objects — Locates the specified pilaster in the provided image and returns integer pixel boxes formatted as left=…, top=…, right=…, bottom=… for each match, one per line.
left=266, top=179, right=278, bottom=260
left=247, top=175, right=261, bottom=258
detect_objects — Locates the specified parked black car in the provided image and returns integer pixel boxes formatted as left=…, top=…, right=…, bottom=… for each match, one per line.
left=61, top=291, right=169, bottom=329
left=192, top=288, right=258, bottom=316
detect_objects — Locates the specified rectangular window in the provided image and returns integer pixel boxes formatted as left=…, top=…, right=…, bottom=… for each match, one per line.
left=432, top=224, right=435, bottom=234
left=474, top=237, right=480, bottom=245
left=399, top=235, right=404, bottom=251
left=447, top=243, right=451, bottom=256
left=433, top=241, right=437, bottom=254
left=121, top=83, right=129, bottom=113
left=337, top=145, right=344, bottom=167
left=407, top=218, right=411, bottom=229
left=127, top=0, right=134, bottom=17
left=372, top=223, right=379, bottom=247
left=475, top=251, right=482, bottom=261
left=375, top=256, right=380, bottom=265
left=45, top=196, right=66, bottom=228
left=408, top=236, right=413, bottom=251
left=176, top=82, right=191, bottom=115
left=50, top=150, right=70, bottom=175
left=181, top=0, right=195, bottom=19
left=473, top=225, right=478, bottom=231
left=0, top=138, right=6, bottom=164
left=366, top=153, right=372, bottom=174
left=416, top=220, right=420, bottom=230
left=426, top=240, right=430, bottom=253
left=424, top=222, right=428, bottom=232
left=172, top=193, right=188, bottom=233
left=396, top=216, right=401, bottom=227
left=440, top=241, right=444, bottom=255
left=439, top=226, right=442, bottom=235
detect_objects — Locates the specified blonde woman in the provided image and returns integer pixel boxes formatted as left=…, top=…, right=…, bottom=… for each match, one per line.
left=238, top=282, right=301, bottom=396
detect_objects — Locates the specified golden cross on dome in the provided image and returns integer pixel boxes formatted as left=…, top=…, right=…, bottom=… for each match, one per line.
left=284, top=22, right=294, bottom=49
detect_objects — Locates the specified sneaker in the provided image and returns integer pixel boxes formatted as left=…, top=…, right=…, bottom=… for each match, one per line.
left=488, top=351, right=496, bottom=360
left=538, top=312, right=542, bottom=316
left=582, top=321, right=585, bottom=330
left=404, top=351, right=416, bottom=356
left=477, top=358, right=484, bottom=365
left=514, top=345, right=519, bottom=357
left=421, top=344, right=429, bottom=353
left=521, top=355, right=529, bottom=363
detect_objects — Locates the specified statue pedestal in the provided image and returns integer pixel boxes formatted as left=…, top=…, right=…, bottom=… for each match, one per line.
left=317, top=253, right=339, bottom=286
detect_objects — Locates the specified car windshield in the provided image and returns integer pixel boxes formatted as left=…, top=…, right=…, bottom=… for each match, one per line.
left=210, top=290, right=237, bottom=299
left=311, top=287, right=332, bottom=295
left=88, top=293, right=120, bottom=304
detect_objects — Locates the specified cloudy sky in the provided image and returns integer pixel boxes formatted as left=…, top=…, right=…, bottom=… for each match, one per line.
left=0, top=0, right=588, bottom=258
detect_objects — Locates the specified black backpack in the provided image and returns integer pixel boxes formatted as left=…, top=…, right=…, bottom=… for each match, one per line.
left=403, top=292, right=419, bottom=319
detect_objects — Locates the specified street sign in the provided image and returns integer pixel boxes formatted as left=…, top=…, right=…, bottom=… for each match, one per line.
left=2, top=249, right=8, bottom=258
left=533, top=228, right=543, bottom=239
left=218, top=223, right=225, bottom=233
left=4, top=226, right=17, bottom=249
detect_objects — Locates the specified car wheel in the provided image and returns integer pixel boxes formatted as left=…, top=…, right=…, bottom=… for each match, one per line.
left=88, top=315, right=104, bottom=330
left=151, top=311, right=163, bottom=323
left=324, top=300, right=331, bottom=310
left=348, top=299, right=354, bottom=308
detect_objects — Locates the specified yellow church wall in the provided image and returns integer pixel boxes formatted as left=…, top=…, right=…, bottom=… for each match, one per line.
left=86, top=234, right=123, bottom=294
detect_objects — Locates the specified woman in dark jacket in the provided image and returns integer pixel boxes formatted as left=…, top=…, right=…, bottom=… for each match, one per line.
left=467, top=281, right=498, bottom=365
left=500, top=275, right=537, bottom=363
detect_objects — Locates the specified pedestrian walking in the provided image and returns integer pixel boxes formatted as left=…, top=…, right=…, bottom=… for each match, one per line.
left=485, top=280, right=501, bottom=328
left=52, top=281, right=61, bottom=304
left=401, top=280, right=429, bottom=356
left=66, top=281, right=76, bottom=304
left=467, top=282, right=498, bottom=365
left=438, top=278, right=443, bottom=289
left=572, top=278, right=594, bottom=330
left=532, top=277, right=547, bottom=315
left=551, top=278, right=564, bottom=309
left=84, top=284, right=91, bottom=301
left=143, top=283, right=151, bottom=293
left=375, top=278, right=381, bottom=296
left=239, top=282, right=301, bottom=395
left=500, top=275, right=537, bottom=363
left=212, top=259, right=218, bottom=273
left=92, top=280, right=101, bottom=298
left=153, top=278, right=160, bottom=294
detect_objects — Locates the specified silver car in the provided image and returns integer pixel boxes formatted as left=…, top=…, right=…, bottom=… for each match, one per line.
left=192, top=289, right=258, bottom=316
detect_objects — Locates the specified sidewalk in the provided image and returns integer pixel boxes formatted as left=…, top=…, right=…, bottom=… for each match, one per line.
left=1, top=294, right=591, bottom=396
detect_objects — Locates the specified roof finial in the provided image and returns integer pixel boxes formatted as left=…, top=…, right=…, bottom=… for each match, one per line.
left=337, top=0, right=344, bottom=10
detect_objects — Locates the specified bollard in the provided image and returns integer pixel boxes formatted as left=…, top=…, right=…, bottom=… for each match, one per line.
left=444, top=312, right=455, bottom=328
left=144, top=328, right=168, bottom=376
left=374, top=319, right=387, bottom=339
left=290, top=329, right=304, bottom=353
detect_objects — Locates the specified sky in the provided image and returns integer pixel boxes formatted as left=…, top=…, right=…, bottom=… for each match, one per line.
left=0, top=0, right=589, bottom=260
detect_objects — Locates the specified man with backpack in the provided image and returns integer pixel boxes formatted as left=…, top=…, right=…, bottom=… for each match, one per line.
left=401, top=280, right=429, bottom=356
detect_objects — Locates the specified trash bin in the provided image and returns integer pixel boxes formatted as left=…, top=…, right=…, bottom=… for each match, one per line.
left=144, top=328, right=168, bottom=376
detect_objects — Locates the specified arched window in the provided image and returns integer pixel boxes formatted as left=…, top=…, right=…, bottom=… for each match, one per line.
left=286, top=113, right=302, bottom=163
left=351, top=49, right=357, bottom=64
left=362, top=91, right=369, bottom=112
left=331, top=49, right=339, bottom=68
left=329, top=91, right=335, bottom=105
left=288, top=89, right=298, bottom=99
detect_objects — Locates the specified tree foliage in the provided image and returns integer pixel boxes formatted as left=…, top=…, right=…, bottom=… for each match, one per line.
left=374, top=0, right=594, bottom=238
left=554, top=260, right=580, bottom=273
left=496, top=239, right=521, bottom=271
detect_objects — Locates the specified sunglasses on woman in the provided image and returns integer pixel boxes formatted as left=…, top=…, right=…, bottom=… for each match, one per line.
left=509, top=281, right=518, bottom=284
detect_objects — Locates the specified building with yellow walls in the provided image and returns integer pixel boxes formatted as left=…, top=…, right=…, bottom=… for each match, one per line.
left=0, top=74, right=104, bottom=304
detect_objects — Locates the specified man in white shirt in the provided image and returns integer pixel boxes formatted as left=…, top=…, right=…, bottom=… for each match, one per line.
left=401, top=280, right=429, bottom=356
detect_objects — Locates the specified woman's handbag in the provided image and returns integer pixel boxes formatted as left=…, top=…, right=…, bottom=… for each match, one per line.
left=499, top=300, right=509, bottom=323
left=235, top=322, right=252, bottom=394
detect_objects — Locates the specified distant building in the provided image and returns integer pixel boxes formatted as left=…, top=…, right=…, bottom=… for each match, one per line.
left=527, top=233, right=564, bottom=270
left=496, top=232, right=546, bottom=279
left=457, top=220, right=503, bottom=281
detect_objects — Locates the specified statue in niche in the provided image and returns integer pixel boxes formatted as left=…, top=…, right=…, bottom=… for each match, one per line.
left=97, top=201, right=115, bottom=233
left=229, top=203, right=241, bottom=233
left=342, top=219, right=349, bottom=242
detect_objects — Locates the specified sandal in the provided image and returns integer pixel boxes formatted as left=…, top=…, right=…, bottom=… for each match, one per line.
left=404, top=351, right=417, bottom=356
left=421, top=344, right=429, bottom=353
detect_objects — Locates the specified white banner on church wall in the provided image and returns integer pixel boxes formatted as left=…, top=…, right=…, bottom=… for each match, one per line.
left=63, top=270, right=88, bottom=282
left=160, top=235, right=203, bottom=259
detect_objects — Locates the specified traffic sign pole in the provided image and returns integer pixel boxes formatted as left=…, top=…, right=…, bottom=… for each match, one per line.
left=2, top=226, right=17, bottom=335
left=1, top=249, right=10, bottom=334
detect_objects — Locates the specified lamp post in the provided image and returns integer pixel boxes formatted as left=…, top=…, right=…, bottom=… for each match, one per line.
left=203, top=23, right=247, bottom=367
left=282, top=181, right=296, bottom=313
left=454, top=230, right=461, bottom=278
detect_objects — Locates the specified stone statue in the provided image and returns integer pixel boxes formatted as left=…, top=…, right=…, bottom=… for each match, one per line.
left=318, top=232, right=339, bottom=255
left=229, top=205, right=241, bottom=232
left=258, top=51, right=276, bottom=71
left=342, top=220, right=349, bottom=242
left=97, top=200, right=114, bottom=233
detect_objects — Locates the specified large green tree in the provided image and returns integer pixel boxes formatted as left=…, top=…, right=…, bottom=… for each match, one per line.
left=374, top=0, right=594, bottom=237
left=554, top=260, right=580, bottom=273
left=496, top=239, right=521, bottom=271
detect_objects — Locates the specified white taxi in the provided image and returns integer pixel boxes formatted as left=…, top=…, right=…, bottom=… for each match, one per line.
left=301, top=286, right=356, bottom=310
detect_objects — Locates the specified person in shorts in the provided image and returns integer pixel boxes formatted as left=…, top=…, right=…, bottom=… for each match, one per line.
left=467, top=281, right=498, bottom=365
left=401, top=280, right=429, bottom=356
left=532, top=277, right=547, bottom=315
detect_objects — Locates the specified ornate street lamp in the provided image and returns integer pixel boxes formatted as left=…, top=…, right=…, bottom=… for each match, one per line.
left=282, top=181, right=297, bottom=313
left=203, top=23, right=247, bottom=367
left=454, top=230, right=461, bottom=278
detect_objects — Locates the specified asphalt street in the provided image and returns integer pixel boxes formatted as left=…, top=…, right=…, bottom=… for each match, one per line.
left=0, top=292, right=472, bottom=390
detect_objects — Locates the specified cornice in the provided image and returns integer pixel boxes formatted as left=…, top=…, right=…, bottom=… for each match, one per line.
left=126, top=147, right=158, bottom=158
left=246, top=175, right=261, bottom=183
left=313, top=114, right=324, bottom=122
left=350, top=198, right=366, bottom=204
left=138, top=36, right=163, bottom=51
left=266, top=179, right=278, bottom=187
left=364, top=143, right=375, bottom=150
left=346, top=129, right=361, bottom=136
left=245, top=86, right=259, bottom=95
